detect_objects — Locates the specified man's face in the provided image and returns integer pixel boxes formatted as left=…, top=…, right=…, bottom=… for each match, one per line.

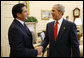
left=51, top=6, right=60, bottom=20
left=17, top=6, right=28, bottom=21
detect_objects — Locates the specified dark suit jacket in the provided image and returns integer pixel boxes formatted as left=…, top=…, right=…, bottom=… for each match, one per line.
left=41, top=19, right=80, bottom=57
left=8, top=19, right=37, bottom=57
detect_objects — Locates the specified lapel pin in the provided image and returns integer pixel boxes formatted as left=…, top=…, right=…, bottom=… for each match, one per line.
left=64, top=27, right=65, bottom=30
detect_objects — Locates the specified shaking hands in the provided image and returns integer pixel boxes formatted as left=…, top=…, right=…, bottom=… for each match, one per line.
left=35, top=46, right=43, bottom=55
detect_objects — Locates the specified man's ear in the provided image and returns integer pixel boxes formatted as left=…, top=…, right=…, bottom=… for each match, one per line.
left=17, top=13, right=21, bottom=18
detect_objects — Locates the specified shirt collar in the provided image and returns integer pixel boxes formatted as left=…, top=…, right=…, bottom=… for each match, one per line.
left=55, top=17, right=63, bottom=25
left=16, top=18, right=25, bottom=26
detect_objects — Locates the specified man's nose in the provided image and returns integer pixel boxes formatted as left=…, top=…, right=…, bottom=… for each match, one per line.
left=51, top=12, right=54, bottom=14
left=51, top=11, right=54, bottom=14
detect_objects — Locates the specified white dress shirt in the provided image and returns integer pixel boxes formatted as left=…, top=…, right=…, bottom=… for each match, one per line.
left=54, top=17, right=63, bottom=35
left=16, top=18, right=25, bottom=26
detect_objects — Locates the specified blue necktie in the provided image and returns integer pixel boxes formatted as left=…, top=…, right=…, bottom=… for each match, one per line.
left=24, top=23, right=31, bottom=34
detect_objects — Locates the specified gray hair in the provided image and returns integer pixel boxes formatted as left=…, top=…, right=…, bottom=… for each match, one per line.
left=54, top=4, right=65, bottom=15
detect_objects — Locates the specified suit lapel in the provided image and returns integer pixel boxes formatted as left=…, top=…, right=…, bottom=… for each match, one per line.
left=50, top=21, right=56, bottom=42
left=14, top=19, right=31, bottom=36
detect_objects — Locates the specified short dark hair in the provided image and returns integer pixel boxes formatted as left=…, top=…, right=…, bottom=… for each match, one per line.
left=12, top=3, right=26, bottom=18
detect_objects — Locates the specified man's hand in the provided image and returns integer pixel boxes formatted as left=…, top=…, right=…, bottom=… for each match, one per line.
left=35, top=46, right=43, bottom=55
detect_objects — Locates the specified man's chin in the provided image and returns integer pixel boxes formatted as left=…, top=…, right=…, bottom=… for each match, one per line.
left=23, top=18, right=27, bottom=21
left=25, top=18, right=27, bottom=20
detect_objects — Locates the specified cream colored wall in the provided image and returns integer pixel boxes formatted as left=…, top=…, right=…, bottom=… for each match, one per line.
left=1, top=1, right=28, bottom=57
left=1, top=1, right=83, bottom=57
left=1, top=1, right=19, bottom=57
left=29, top=1, right=83, bottom=34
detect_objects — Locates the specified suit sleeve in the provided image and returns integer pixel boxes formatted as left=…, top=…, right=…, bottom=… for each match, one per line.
left=70, top=23, right=80, bottom=57
left=8, top=27, right=38, bottom=57
left=41, top=23, right=49, bottom=50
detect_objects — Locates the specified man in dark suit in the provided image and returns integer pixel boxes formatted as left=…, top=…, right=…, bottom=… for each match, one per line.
left=8, top=3, right=40, bottom=57
left=38, top=4, right=80, bottom=57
